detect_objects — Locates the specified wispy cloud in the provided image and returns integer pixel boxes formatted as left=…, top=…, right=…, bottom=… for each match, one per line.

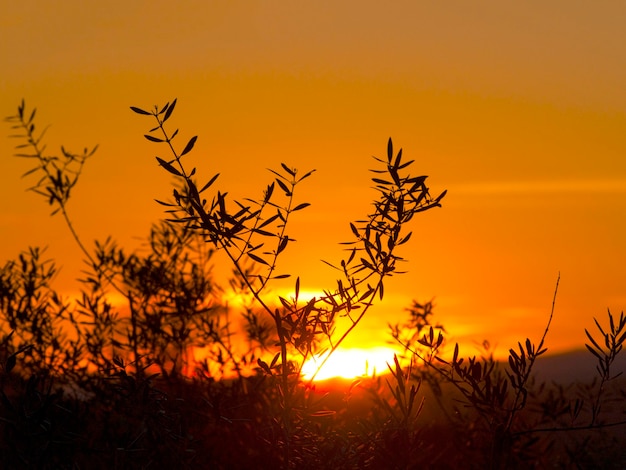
left=449, top=178, right=626, bottom=195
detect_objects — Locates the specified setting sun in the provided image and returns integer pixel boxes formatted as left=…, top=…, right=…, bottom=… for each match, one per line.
left=301, top=347, right=399, bottom=381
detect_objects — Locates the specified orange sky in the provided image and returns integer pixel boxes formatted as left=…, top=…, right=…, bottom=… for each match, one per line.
left=1, top=1, right=625, bottom=358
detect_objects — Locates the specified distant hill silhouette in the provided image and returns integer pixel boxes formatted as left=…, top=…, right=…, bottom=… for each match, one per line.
left=533, top=348, right=626, bottom=383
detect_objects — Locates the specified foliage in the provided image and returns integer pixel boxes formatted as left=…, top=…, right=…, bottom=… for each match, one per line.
left=1, top=100, right=625, bottom=469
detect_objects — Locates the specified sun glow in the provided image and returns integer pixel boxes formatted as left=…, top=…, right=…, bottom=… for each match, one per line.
left=301, top=347, right=399, bottom=381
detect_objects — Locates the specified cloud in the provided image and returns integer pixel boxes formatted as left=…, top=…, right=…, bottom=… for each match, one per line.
left=449, top=179, right=626, bottom=196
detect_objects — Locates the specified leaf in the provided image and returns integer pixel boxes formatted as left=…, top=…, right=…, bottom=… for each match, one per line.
left=145, top=134, right=164, bottom=143
left=130, top=106, right=151, bottom=115
left=180, top=136, right=198, bottom=156
left=270, top=352, right=281, bottom=368
left=158, top=102, right=170, bottom=114
left=297, top=169, right=316, bottom=183
left=257, top=358, right=271, bottom=374
left=156, top=157, right=182, bottom=176
left=585, top=328, right=603, bottom=353
left=247, top=252, right=269, bottom=265
left=372, top=178, right=392, bottom=185
left=281, top=163, right=295, bottom=176
left=199, top=173, right=220, bottom=193
left=276, top=178, right=291, bottom=196
left=154, top=199, right=175, bottom=207
left=163, top=98, right=177, bottom=122
left=279, top=296, right=291, bottom=309
left=264, top=182, right=275, bottom=203
left=387, top=138, right=393, bottom=162
left=398, top=232, right=412, bottom=245
left=258, top=213, right=280, bottom=229
left=393, top=148, right=403, bottom=169
left=292, top=203, right=310, bottom=211
left=277, top=236, right=288, bottom=254
left=585, top=344, right=603, bottom=361
left=253, top=228, right=275, bottom=237
left=295, top=276, right=300, bottom=301
left=349, top=223, right=360, bottom=238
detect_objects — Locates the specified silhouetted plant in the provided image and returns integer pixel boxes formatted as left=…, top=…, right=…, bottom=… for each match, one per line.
left=131, top=98, right=446, bottom=463
left=392, top=275, right=626, bottom=469
left=3, top=98, right=625, bottom=468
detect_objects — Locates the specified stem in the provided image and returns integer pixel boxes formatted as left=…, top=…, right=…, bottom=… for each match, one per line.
left=505, top=272, right=560, bottom=431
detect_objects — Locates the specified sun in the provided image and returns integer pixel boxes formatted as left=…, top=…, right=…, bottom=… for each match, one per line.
left=301, top=347, right=399, bottom=381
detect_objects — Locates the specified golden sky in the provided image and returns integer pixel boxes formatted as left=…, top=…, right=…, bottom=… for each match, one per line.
left=1, top=1, right=625, bottom=357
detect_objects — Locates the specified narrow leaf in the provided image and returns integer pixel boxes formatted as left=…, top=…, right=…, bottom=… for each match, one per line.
left=163, top=98, right=177, bottom=122
left=247, top=252, right=269, bottom=265
left=199, top=173, right=220, bottom=193
left=180, top=136, right=198, bottom=156
left=156, top=157, right=182, bottom=176
left=281, top=163, right=295, bottom=176
left=130, top=106, right=151, bottom=115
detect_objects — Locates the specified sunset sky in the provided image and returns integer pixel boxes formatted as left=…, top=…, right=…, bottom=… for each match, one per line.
left=1, top=1, right=625, bottom=359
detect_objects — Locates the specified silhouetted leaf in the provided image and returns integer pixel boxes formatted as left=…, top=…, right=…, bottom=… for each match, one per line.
left=154, top=199, right=175, bottom=206
left=277, top=236, right=288, bottom=254
left=258, top=213, right=280, bottom=229
left=145, top=134, right=164, bottom=143
left=180, top=136, right=197, bottom=156
left=269, top=352, right=280, bottom=368
left=292, top=203, right=310, bottom=211
left=349, top=222, right=360, bottom=238
left=158, top=102, right=170, bottom=114
left=279, top=296, right=291, bottom=310
left=247, top=252, right=269, bottom=265
left=253, top=228, right=275, bottom=237
left=295, top=276, right=300, bottom=301
left=130, top=106, right=151, bottom=115
left=163, top=98, right=177, bottom=122
left=585, top=328, right=603, bottom=352
left=281, top=163, right=295, bottom=176
left=398, top=232, right=412, bottom=245
left=276, top=178, right=291, bottom=196
left=199, top=173, right=220, bottom=193
left=393, top=148, right=403, bottom=169
left=297, top=169, right=316, bottom=182
left=156, top=157, right=182, bottom=176
left=585, top=344, right=603, bottom=361
left=257, top=358, right=271, bottom=374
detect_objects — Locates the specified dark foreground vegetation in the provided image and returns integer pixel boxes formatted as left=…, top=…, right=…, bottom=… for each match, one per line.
left=1, top=100, right=625, bottom=469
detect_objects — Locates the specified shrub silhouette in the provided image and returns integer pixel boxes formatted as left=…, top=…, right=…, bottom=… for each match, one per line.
left=1, top=99, right=625, bottom=469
